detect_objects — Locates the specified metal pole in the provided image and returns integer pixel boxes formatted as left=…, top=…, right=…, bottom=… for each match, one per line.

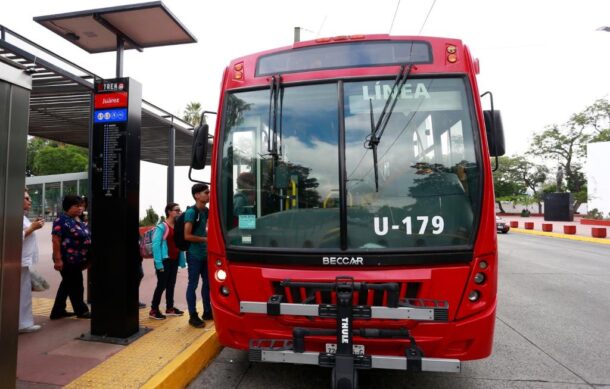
left=294, top=27, right=301, bottom=43
left=87, top=91, right=94, bottom=304
left=0, top=66, right=31, bottom=387
left=42, top=182, right=46, bottom=219
left=116, top=37, right=124, bottom=78
left=167, top=122, right=175, bottom=204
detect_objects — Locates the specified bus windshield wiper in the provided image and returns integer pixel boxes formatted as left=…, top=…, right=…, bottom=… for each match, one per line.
left=365, top=64, right=413, bottom=192
left=267, top=74, right=283, bottom=157
left=267, top=74, right=284, bottom=188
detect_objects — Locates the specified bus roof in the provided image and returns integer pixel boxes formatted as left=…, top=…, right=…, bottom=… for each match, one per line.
left=224, top=35, right=474, bottom=89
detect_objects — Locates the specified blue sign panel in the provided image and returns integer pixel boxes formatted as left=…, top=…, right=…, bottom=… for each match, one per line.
left=93, top=108, right=128, bottom=123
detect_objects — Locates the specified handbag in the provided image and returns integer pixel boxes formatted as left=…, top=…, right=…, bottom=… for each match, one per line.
left=31, top=269, right=50, bottom=292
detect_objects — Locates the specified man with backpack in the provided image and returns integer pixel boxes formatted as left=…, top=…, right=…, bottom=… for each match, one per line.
left=180, top=183, right=212, bottom=328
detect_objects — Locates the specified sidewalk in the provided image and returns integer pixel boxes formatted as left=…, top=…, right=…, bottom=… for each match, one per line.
left=16, top=225, right=222, bottom=388
left=499, top=215, right=610, bottom=245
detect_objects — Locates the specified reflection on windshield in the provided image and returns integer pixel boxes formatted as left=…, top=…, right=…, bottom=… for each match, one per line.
left=219, top=78, right=481, bottom=251
left=220, top=84, right=340, bottom=249
left=344, top=78, right=480, bottom=249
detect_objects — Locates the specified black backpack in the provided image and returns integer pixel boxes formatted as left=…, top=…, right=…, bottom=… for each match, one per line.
left=174, top=206, right=205, bottom=251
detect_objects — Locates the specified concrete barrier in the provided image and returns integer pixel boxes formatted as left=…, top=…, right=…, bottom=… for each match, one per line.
left=591, top=227, right=607, bottom=238
left=510, top=221, right=518, bottom=228
left=542, top=223, right=553, bottom=232
left=524, top=222, right=534, bottom=230
left=563, top=225, right=576, bottom=235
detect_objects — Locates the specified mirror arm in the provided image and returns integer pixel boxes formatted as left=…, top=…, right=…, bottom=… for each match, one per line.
left=200, top=110, right=217, bottom=124
left=188, top=166, right=210, bottom=185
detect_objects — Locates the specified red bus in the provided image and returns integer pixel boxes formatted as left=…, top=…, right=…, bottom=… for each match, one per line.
left=191, top=34, right=505, bottom=388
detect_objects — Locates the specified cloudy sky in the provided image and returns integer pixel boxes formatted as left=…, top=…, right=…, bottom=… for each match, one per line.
left=2, top=0, right=609, bottom=215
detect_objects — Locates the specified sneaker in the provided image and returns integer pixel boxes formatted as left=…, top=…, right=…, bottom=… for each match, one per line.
left=189, top=315, right=205, bottom=328
left=138, top=302, right=147, bottom=309
left=50, top=311, right=76, bottom=320
left=202, top=311, right=214, bottom=321
left=19, top=325, right=41, bottom=333
left=165, top=307, right=184, bottom=316
left=149, top=309, right=166, bottom=320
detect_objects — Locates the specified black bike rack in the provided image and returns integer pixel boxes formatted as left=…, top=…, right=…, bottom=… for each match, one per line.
left=244, top=276, right=456, bottom=389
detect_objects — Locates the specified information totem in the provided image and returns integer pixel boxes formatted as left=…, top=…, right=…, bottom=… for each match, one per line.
left=90, top=78, right=141, bottom=339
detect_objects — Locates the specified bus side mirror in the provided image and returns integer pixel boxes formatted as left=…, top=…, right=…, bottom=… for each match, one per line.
left=190, top=122, right=209, bottom=170
left=484, top=110, right=505, bottom=157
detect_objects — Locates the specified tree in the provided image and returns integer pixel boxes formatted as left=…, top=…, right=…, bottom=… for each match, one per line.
left=26, top=137, right=49, bottom=176
left=183, top=101, right=202, bottom=126
left=583, top=98, right=610, bottom=143
left=512, top=156, right=548, bottom=214
left=32, top=143, right=88, bottom=175
left=528, top=99, right=610, bottom=212
left=566, top=164, right=587, bottom=212
left=140, top=206, right=159, bottom=226
left=530, top=121, right=589, bottom=212
left=492, top=156, right=527, bottom=213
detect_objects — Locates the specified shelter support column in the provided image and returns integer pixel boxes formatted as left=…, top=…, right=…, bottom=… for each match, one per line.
left=167, top=124, right=175, bottom=203
left=0, top=61, right=31, bottom=388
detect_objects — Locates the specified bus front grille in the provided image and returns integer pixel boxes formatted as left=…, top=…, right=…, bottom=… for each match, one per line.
left=271, top=281, right=421, bottom=307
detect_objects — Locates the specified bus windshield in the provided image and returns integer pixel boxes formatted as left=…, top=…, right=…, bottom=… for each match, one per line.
left=219, top=77, right=481, bottom=252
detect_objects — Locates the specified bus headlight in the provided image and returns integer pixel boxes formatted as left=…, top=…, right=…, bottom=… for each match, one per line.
left=468, top=290, right=480, bottom=302
left=220, top=286, right=230, bottom=296
left=216, top=269, right=227, bottom=281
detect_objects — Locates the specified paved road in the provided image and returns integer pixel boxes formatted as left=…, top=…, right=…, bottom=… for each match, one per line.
left=190, top=233, right=610, bottom=389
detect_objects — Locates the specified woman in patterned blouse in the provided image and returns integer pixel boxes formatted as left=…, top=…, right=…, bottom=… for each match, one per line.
left=50, top=195, right=92, bottom=320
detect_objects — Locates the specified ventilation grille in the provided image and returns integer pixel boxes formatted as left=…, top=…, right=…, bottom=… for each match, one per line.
left=271, top=281, right=421, bottom=307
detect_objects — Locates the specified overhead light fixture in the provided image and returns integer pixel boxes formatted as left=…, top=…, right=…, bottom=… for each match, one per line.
left=65, top=32, right=80, bottom=41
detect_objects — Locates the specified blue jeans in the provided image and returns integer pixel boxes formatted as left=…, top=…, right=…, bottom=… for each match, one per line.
left=186, top=253, right=211, bottom=316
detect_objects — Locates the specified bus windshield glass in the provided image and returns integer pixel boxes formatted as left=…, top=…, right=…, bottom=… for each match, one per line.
left=219, top=77, right=481, bottom=251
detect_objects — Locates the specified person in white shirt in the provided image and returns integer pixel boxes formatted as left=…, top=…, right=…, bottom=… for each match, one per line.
left=21, top=189, right=44, bottom=333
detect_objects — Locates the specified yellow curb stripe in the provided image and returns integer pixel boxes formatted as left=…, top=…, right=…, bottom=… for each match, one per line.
left=512, top=228, right=610, bottom=245
left=61, top=301, right=221, bottom=389
left=142, top=329, right=221, bottom=389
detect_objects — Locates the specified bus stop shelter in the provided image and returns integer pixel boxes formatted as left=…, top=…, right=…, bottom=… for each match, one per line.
left=0, top=21, right=206, bottom=386
left=0, top=25, right=196, bottom=168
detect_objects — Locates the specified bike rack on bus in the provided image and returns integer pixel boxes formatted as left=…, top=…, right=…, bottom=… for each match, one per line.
left=241, top=276, right=460, bottom=389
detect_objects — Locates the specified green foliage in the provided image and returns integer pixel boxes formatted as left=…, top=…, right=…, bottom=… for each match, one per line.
left=492, top=156, right=528, bottom=212
left=586, top=208, right=610, bottom=220
left=527, top=98, right=610, bottom=212
left=183, top=101, right=202, bottom=126
left=530, top=123, right=589, bottom=166
left=493, top=156, right=527, bottom=198
left=140, top=206, right=160, bottom=226
left=31, top=141, right=88, bottom=175
left=584, top=99, right=610, bottom=143
left=225, top=94, right=252, bottom=130
left=542, top=183, right=557, bottom=193
left=26, top=137, right=48, bottom=176
left=520, top=209, right=531, bottom=217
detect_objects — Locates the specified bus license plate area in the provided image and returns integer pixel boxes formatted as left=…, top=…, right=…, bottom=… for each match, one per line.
left=325, top=343, right=365, bottom=356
